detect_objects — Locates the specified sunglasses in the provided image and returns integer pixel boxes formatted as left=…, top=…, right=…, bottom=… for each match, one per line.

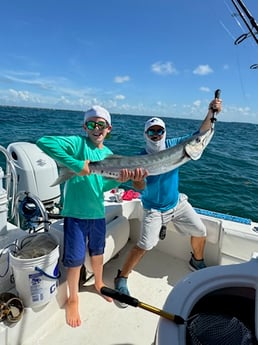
left=146, top=128, right=165, bottom=136
left=85, top=121, right=108, bottom=130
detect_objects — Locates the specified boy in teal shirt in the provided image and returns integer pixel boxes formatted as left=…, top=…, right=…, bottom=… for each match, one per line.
left=37, top=105, right=143, bottom=327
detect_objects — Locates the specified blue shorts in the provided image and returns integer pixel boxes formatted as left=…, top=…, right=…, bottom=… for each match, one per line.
left=63, top=217, right=106, bottom=267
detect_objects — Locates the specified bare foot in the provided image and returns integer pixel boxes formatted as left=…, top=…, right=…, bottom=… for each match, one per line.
left=95, top=285, right=113, bottom=302
left=66, top=298, right=81, bottom=327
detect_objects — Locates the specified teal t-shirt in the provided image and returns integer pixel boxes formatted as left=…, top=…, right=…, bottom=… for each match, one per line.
left=36, top=135, right=120, bottom=219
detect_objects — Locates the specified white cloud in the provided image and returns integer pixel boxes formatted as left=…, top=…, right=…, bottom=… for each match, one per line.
left=200, top=86, right=210, bottom=92
left=193, top=64, right=213, bottom=75
left=9, top=89, right=30, bottom=101
left=151, top=61, right=178, bottom=75
left=1, top=70, right=67, bottom=91
left=114, top=76, right=130, bottom=83
left=115, top=94, right=125, bottom=100
left=193, top=100, right=201, bottom=107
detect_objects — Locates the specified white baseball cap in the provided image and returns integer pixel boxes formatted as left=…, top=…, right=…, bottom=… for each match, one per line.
left=144, top=117, right=165, bottom=132
left=84, top=105, right=111, bottom=125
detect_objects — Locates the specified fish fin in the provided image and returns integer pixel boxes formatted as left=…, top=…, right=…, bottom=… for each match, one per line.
left=50, top=166, right=75, bottom=186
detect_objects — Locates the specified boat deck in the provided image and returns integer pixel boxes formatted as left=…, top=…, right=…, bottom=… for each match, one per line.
left=3, top=195, right=258, bottom=345
left=21, top=241, right=191, bottom=345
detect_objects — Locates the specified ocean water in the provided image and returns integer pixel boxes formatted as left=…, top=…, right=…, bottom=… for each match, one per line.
left=0, top=106, right=258, bottom=222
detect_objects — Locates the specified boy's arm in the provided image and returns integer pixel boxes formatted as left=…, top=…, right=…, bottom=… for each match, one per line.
left=36, top=136, right=84, bottom=174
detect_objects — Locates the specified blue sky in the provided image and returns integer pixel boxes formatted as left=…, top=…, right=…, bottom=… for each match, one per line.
left=0, top=0, right=258, bottom=123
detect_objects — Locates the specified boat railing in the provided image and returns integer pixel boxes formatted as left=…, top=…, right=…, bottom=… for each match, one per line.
left=0, top=145, right=18, bottom=221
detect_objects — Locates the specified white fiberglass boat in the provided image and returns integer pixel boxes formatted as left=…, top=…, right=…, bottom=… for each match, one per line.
left=0, top=142, right=258, bottom=345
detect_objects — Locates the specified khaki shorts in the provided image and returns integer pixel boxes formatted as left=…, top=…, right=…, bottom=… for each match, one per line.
left=137, top=193, right=206, bottom=250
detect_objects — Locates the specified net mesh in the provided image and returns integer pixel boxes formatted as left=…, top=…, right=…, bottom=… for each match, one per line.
left=187, top=313, right=257, bottom=345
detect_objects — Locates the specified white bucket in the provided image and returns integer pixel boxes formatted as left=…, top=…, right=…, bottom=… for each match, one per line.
left=10, top=243, right=60, bottom=308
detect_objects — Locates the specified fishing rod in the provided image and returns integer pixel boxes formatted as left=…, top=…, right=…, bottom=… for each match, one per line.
left=231, top=0, right=258, bottom=45
left=211, top=89, right=221, bottom=125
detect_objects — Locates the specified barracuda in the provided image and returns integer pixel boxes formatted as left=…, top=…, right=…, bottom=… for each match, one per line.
left=51, top=128, right=214, bottom=186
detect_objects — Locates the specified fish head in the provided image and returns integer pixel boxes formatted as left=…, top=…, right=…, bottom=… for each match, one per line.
left=185, top=129, right=214, bottom=160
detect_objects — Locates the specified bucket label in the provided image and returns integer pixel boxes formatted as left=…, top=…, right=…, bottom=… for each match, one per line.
left=29, top=272, right=44, bottom=302
left=28, top=272, right=57, bottom=303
